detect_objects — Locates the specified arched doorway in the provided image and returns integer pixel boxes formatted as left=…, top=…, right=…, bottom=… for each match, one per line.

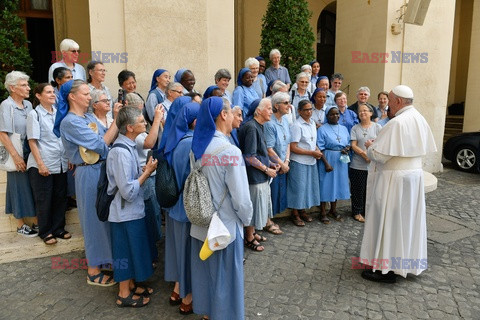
left=316, top=2, right=336, bottom=78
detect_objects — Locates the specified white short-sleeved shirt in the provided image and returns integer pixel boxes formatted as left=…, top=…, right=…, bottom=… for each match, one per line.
left=290, top=117, right=317, bottom=165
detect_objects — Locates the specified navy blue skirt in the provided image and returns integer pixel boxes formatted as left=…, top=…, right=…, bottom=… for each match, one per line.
left=5, top=171, right=35, bottom=219
left=270, top=173, right=287, bottom=215
left=164, top=215, right=192, bottom=298
left=191, top=226, right=245, bottom=320
left=111, top=217, right=153, bottom=283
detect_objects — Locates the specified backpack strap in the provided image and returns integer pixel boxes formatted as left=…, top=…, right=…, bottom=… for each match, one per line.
left=109, top=143, right=131, bottom=209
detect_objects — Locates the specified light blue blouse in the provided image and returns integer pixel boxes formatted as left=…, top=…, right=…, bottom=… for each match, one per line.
left=145, top=87, right=166, bottom=121
left=190, top=131, right=253, bottom=244
left=0, top=96, right=32, bottom=141
left=26, top=105, right=68, bottom=173
left=48, top=61, right=86, bottom=83
left=264, top=114, right=291, bottom=162
left=107, top=134, right=144, bottom=223
left=60, top=112, right=109, bottom=165
left=232, top=85, right=258, bottom=117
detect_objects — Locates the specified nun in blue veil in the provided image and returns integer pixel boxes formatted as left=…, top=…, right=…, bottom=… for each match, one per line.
left=163, top=102, right=200, bottom=312
left=157, top=96, right=192, bottom=153
left=190, top=97, right=253, bottom=320
left=232, top=68, right=258, bottom=118
left=145, top=69, right=169, bottom=122
left=56, top=79, right=119, bottom=285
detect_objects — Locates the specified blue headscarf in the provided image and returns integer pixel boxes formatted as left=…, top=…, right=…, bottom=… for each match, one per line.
left=203, top=85, right=220, bottom=100
left=164, top=102, right=200, bottom=165
left=192, top=97, right=224, bottom=160
left=149, top=69, right=167, bottom=92
left=53, top=80, right=74, bottom=137
left=265, top=79, right=278, bottom=97
left=158, top=96, right=192, bottom=151
left=237, top=68, right=250, bottom=86
left=255, top=56, right=264, bottom=61
left=311, top=88, right=326, bottom=104
left=174, top=68, right=187, bottom=83
left=316, top=76, right=329, bottom=87
left=243, top=98, right=261, bottom=124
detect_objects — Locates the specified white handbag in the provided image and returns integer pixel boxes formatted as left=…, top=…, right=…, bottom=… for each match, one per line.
left=0, top=106, right=24, bottom=172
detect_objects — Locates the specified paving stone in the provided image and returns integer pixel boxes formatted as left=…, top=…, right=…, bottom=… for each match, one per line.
left=0, top=166, right=479, bottom=319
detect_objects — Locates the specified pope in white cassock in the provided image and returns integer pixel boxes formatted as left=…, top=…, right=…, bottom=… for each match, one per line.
left=359, top=85, right=436, bottom=283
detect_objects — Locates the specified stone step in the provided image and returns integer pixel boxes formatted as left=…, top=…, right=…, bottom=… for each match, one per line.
left=0, top=223, right=84, bottom=264
left=0, top=207, right=79, bottom=233
left=444, top=122, right=463, bottom=129
left=444, top=127, right=463, bottom=135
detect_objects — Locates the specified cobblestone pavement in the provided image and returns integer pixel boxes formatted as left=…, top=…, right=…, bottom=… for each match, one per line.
left=1, top=164, right=479, bottom=320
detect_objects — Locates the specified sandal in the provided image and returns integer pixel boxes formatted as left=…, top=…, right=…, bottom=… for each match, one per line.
left=179, top=301, right=193, bottom=315
left=43, top=234, right=57, bottom=245
left=299, top=211, right=313, bottom=222
left=55, top=231, right=71, bottom=240
left=116, top=291, right=149, bottom=308
left=253, top=232, right=267, bottom=242
left=353, top=214, right=365, bottom=223
left=170, top=291, right=182, bottom=305
left=244, top=238, right=264, bottom=252
left=327, top=211, right=343, bottom=222
left=132, top=285, right=153, bottom=297
left=263, top=223, right=283, bottom=235
left=87, top=272, right=116, bottom=287
left=291, top=212, right=305, bottom=227
left=319, top=214, right=331, bottom=225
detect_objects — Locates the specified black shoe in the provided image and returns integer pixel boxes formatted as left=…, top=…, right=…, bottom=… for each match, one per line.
left=361, top=269, right=396, bottom=283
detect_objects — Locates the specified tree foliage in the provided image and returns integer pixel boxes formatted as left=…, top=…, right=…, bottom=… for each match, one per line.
left=0, top=0, right=33, bottom=100
left=260, top=0, right=315, bottom=83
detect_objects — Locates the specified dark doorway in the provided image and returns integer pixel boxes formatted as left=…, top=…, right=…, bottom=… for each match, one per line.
left=26, top=17, right=55, bottom=83
left=316, top=2, right=336, bottom=79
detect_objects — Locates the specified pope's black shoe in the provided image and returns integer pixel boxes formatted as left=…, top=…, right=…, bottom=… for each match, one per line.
left=361, top=269, right=397, bottom=283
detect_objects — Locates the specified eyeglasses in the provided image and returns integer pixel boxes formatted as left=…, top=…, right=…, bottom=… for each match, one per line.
left=69, top=50, right=80, bottom=53
left=95, top=69, right=107, bottom=73
left=171, top=90, right=183, bottom=94
left=301, top=108, right=313, bottom=112
left=95, top=99, right=111, bottom=104
left=299, top=81, right=309, bottom=84
left=278, top=101, right=289, bottom=105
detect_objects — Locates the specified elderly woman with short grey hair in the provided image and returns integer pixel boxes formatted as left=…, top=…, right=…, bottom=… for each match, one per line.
left=289, top=72, right=311, bottom=124
left=265, top=48, right=291, bottom=89
left=162, top=82, right=184, bottom=122
left=245, top=57, right=267, bottom=99
left=238, top=98, right=279, bottom=251
left=263, top=91, right=292, bottom=234
left=0, top=71, right=38, bottom=237
left=107, top=106, right=158, bottom=307
left=90, top=89, right=114, bottom=129
left=348, top=86, right=376, bottom=121
left=229, top=105, right=243, bottom=147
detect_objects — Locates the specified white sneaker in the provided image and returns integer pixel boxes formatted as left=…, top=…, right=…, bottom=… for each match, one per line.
left=17, top=224, right=38, bottom=237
